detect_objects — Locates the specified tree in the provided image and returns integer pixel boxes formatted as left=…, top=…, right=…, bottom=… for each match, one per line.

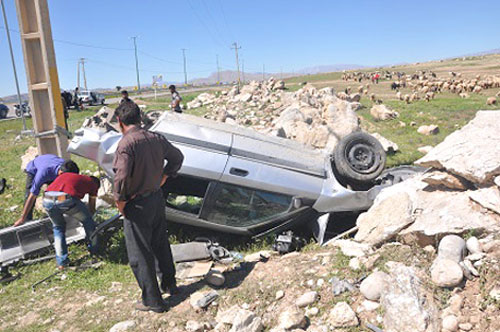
left=116, top=86, right=122, bottom=92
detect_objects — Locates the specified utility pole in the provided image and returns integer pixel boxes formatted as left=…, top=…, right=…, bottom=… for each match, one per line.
left=231, top=42, right=241, bottom=91
left=262, top=64, right=265, bottom=81
left=76, top=60, right=80, bottom=91
left=1, top=0, right=26, bottom=130
left=181, top=48, right=188, bottom=85
left=131, top=36, right=141, bottom=93
left=80, top=58, right=87, bottom=90
left=216, top=54, right=220, bottom=85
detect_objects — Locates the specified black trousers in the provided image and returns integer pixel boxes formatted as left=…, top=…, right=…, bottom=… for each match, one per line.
left=24, top=171, right=35, bottom=221
left=123, top=190, right=176, bottom=307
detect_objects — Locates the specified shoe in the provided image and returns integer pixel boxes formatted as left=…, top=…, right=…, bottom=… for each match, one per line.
left=134, top=301, right=168, bottom=313
left=160, top=282, right=180, bottom=295
left=57, top=265, right=65, bottom=271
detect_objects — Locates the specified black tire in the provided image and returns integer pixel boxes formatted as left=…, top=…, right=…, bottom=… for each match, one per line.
left=333, top=131, right=386, bottom=185
left=15, top=109, right=21, bottom=118
left=0, top=109, right=7, bottom=119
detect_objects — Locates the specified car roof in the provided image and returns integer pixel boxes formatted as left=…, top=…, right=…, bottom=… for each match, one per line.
left=150, top=112, right=327, bottom=177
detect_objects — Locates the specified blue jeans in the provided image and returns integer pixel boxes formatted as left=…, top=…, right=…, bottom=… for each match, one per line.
left=43, top=195, right=97, bottom=267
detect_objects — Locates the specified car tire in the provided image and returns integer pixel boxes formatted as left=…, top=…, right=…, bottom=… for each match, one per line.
left=333, top=131, right=386, bottom=185
left=15, top=109, right=21, bottom=118
left=0, top=109, right=7, bottom=119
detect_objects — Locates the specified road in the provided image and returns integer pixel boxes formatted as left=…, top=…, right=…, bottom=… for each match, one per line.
left=105, top=86, right=217, bottom=104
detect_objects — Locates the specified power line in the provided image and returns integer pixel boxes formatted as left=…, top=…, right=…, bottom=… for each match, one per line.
left=217, top=0, right=236, bottom=42
left=200, top=0, right=230, bottom=46
left=138, top=50, right=182, bottom=65
left=186, top=0, right=226, bottom=48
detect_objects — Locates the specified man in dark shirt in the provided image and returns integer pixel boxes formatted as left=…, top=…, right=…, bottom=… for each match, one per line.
left=113, top=100, right=184, bottom=313
left=169, top=85, right=182, bottom=113
left=43, top=173, right=100, bottom=269
left=14, top=155, right=79, bottom=226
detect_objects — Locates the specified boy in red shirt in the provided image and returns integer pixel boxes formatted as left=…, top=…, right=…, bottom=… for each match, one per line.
left=43, top=173, right=101, bottom=269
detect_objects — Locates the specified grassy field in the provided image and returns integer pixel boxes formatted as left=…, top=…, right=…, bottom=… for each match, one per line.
left=0, top=54, right=499, bottom=331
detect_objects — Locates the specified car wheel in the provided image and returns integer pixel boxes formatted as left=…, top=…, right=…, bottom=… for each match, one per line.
left=0, top=109, right=7, bottom=119
left=15, top=109, right=21, bottom=118
left=333, top=131, right=386, bottom=185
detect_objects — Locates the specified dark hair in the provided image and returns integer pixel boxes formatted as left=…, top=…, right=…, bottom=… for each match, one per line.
left=169, top=85, right=176, bottom=90
left=89, top=176, right=101, bottom=188
left=114, top=100, right=141, bottom=125
left=121, top=90, right=128, bottom=95
left=60, top=160, right=80, bottom=174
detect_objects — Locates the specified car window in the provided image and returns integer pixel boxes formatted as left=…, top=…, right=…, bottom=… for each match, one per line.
left=205, top=183, right=292, bottom=227
left=162, top=175, right=209, bottom=215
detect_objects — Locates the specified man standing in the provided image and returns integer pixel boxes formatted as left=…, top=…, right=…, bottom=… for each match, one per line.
left=120, top=90, right=131, bottom=104
left=42, top=173, right=100, bottom=269
left=169, top=85, right=182, bottom=113
left=14, top=155, right=79, bottom=226
left=113, top=100, right=184, bottom=313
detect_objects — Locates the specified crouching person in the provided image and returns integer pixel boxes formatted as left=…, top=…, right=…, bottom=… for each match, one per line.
left=43, top=172, right=101, bottom=269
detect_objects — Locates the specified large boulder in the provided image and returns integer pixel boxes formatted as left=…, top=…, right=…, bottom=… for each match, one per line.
left=323, top=101, right=359, bottom=141
left=328, top=302, right=359, bottom=327
left=359, top=271, right=389, bottom=301
left=430, top=258, right=463, bottom=287
left=416, top=111, right=500, bottom=185
left=355, top=191, right=413, bottom=246
left=381, top=263, right=439, bottom=332
left=371, top=133, right=399, bottom=153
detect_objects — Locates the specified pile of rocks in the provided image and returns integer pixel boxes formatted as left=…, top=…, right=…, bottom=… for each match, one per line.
left=188, top=78, right=363, bottom=151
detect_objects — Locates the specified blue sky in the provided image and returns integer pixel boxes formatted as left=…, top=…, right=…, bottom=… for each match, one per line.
left=1, top=0, right=499, bottom=97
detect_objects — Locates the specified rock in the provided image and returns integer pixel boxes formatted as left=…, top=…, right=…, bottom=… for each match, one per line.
left=230, top=310, right=262, bottom=332
left=190, top=290, right=219, bottom=309
left=296, top=291, right=318, bottom=308
left=442, top=315, right=459, bottom=332
left=465, top=237, right=482, bottom=254
left=360, top=271, right=389, bottom=301
left=418, top=145, right=433, bottom=154
left=371, top=133, right=399, bottom=153
left=328, top=302, right=359, bottom=327
left=357, top=300, right=380, bottom=313
left=401, top=189, right=500, bottom=243
left=381, top=263, right=438, bottom=332
left=323, top=102, right=360, bottom=142
left=417, top=124, right=439, bottom=135
left=186, top=321, right=204, bottom=332
left=244, top=251, right=272, bottom=263
left=462, top=259, right=479, bottom=277
left=495, top=175, right=500, bottom=188
left=447, top=294, right=464, bottom=315
left=275, top=290, right=285, bottom=300
left=421, top=170, right=468, bottom=190
left=486, top=96, right=497, bottom=105
left=458, top=323, right=472, bottom=331
left=489, top=285, right=500, bottom=301
left=416, top=111, right=500, bottom=185
left=330, top=277, right=356, bottom=295
left=349, top=257, right=361, bottom=270
left=430, top=259, right=464, bottom=287
left=277, top=306, right=307, bottom=330
left=370, top=104, right=398, bottom=121
left=217, top=305, right=241, bottom=324
left=205, top=270, right=225, bottom=287
left=21, top=146, right=38, bottom=170
left=329, top=239, right=373, bottom=257
left=437, top=235, right=466, bottom=263
left=305, top=307, right=319, bottom=317
left=109, top=320, right=136, bottom=332
left=468, top=186, right=500, bottom=215
left=355, top=191, right=413, bottom=246
left=274, top=105, right=306, bottom=128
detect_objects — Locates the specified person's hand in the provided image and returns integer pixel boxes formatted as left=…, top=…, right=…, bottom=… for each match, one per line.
left=160, top=174, right=168, bottom=187
left=115, top=200, right=127, bottom=216
left=14, top=217, right=25, bottom=227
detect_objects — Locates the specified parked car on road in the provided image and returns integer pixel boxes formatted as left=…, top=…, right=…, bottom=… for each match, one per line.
left=0, top=104, right=8, bottom=119
left=69, top=112, right=420, bottom=243
left=78, top=90, right=105, bottom=105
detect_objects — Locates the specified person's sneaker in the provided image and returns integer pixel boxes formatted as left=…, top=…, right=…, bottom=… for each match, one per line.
left=160, top=282, right=180, bottom=295
left=134, top=301, right=168, bottom=313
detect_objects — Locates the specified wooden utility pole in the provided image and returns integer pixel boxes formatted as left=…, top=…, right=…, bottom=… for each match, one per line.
left=231, top=42, right=241, bottom=91
left=15, top=0, right=69, bottom=158
left=76, top=59, right=80, bottom=91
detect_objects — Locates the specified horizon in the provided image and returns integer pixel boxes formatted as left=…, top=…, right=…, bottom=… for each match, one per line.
left=1, top=0, right=500, bottom=97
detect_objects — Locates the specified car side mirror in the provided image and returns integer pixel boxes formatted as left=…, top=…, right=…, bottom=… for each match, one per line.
left=292, top=197, right=302, bottom=209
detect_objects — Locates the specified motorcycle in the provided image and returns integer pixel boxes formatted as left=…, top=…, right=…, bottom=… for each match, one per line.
left=14, top=102, right=31, bottom=118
